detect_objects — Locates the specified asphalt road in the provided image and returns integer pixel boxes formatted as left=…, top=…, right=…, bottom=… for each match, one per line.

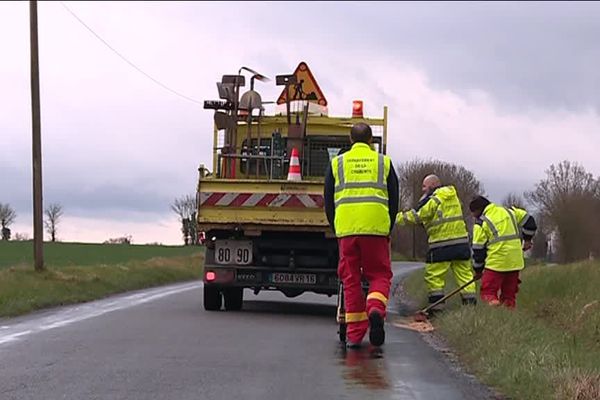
left=0, top=263, right=494, bottom=400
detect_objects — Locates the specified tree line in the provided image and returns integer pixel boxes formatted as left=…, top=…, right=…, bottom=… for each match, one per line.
left=392, top=159, right=600, bottom=264
left=0, top=203, right=64, bottom=242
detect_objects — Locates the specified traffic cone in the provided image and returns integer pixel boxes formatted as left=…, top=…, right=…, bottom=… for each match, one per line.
left=287, top=148, right=302, bottom=181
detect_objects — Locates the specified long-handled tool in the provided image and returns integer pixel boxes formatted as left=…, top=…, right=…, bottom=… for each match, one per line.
left=413, top=276, right=479, bottom=322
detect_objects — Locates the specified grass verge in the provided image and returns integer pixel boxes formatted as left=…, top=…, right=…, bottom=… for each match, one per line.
left=403, top=262, right=600, bottom=400
left=0, top=242, right=203, bottom=317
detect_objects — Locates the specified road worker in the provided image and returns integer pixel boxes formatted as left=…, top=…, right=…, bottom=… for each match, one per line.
left=469, top=196, right=537, bottom=308
left=324, top=122, right=399, bottom=348
left=396, top=175, right=477, bottom=312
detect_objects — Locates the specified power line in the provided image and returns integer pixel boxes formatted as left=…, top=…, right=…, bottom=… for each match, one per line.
left=59, top=2, right=203, bottom=105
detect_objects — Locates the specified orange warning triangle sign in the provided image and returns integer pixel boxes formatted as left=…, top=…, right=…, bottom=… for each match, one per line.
left=276, top=62, right=328, bottom=107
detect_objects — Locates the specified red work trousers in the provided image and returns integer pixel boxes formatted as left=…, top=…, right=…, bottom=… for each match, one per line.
left=480, top=269, right=521, bottom=308
left=338, top=235, right=392, bottom=343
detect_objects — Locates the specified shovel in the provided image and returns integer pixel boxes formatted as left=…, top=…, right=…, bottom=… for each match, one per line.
left=413, top=276, right=480, bottom=322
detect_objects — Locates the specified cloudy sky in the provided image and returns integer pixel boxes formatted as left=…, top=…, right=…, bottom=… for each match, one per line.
left=2, top=1, right=600, bottom=244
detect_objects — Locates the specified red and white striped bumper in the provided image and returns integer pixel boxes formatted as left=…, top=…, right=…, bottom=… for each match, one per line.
left=199, top=192, right=324, bottom=208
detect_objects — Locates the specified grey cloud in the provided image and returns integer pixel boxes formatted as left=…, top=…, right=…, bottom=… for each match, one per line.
left=481, top=176, right=538, bottom=208
left=238, top=2, right=600, bottom=112
left=47, top=183, right=172, bottom=216
left=1, top=161, right=194, bottom=220
left=2, top=1, right=598, bottom=239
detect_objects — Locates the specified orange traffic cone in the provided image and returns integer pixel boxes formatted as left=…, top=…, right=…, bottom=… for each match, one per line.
left=287, top=148, right=301, bottom=181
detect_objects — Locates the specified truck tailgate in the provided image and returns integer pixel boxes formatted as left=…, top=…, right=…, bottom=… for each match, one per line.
left=197, top=179, right=329, bottom=230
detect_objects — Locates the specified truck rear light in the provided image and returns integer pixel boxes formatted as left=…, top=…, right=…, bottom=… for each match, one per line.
left=352, top=100, right=363, bottom=118
left=205, top=271, right=216, bottom=282
left=204, top=269, right=235, bottom=284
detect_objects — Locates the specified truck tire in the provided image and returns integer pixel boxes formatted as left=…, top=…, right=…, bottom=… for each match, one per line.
left=203, top=286, right=222, bottom=311
left=223, top=288, right=243, bottom=311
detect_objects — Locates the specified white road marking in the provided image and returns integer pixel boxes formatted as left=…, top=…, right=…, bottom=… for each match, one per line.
left=0, top=281, right=202, bottom=347
left=0, top=264, right=420, bottom=348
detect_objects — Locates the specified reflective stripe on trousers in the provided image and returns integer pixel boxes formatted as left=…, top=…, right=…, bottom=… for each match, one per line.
left=345, top=311, right=368, bottom=322
left=366, top=291, right=388, bottom=306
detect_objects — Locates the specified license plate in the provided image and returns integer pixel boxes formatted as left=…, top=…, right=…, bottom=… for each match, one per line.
left=215, top=240, right=252, bottom=265
left=271, top=273, right=317, bottom=284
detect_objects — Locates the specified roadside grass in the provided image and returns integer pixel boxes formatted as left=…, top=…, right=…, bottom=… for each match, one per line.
left=0, top=242, right=203, bottom=317
left=403, top=262, right=600, bottom=400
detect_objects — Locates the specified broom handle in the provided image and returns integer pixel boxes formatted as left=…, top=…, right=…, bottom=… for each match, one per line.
left=420, top=276, right=478, bottom=313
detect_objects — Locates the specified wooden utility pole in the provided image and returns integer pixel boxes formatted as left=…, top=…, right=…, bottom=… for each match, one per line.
left=30, top=0, right=44, bottom=271
left=412, top=177, right=417, bottom=260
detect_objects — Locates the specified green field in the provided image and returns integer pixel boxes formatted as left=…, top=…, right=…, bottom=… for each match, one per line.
left=0, top=241, right=203, bottom=317
left=404, top=262, right=600, bottom=400
left=0, top=241, right=200, bottom=269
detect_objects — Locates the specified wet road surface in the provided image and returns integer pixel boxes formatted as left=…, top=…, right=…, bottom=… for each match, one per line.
left=0, top=263, right=494, bottom=399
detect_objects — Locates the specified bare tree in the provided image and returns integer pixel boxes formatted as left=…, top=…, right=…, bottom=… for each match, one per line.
left=171, top=195, right=198, bottom=245
left=0, top=203, right=17, bottom=241
left=44, top=203, right=64, bottom=242
left=526, top=161, right=600, bottom=262
left=393, top=159, right=484, bottom=259
left=502, top=192, right=526, bottom=209
left=397, top=159, right=484, bottom=209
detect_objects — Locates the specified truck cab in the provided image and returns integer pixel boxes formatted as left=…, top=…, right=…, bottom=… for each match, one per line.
left=198, top=62, right=388, bottom=311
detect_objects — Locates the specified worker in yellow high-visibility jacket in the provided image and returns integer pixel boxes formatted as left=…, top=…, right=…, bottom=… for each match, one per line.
left=469, top=196, right=537, bottom=308
left=324, top=123, right=399, bottom=348
left=396, top=175, right=476, bottom=312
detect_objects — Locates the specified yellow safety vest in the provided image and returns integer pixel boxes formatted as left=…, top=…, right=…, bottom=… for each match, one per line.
left=473, top=203, right=524, bottom=272
left=397, top=185, right=469, bottom=249
left=331, top=143, right=391, bottom=237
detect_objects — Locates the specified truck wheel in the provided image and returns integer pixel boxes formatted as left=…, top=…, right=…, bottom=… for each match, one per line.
left=223, top=288, right=243, bottom=311
left=203, top=286, right=222, bottom=311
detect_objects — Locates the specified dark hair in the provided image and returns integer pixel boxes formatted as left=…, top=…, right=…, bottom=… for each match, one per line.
left=469, top=195, right=491, bottom=212
left=350, top=123, right=372, bottom=144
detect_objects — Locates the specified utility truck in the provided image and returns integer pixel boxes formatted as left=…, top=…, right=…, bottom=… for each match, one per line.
left=198, top=62, right=388, bottom=311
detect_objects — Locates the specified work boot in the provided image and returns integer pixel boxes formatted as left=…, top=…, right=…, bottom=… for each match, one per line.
left=368, top=311, right=385, bottom=347
left=346, top=341, right=362, bottom=350
left=428, top=293, right=445, bottom=306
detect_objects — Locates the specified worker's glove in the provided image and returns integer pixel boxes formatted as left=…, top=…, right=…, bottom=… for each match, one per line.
left=522, top=240, right=533, bottom=251
left=472, top=262, right=484, bottom=280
